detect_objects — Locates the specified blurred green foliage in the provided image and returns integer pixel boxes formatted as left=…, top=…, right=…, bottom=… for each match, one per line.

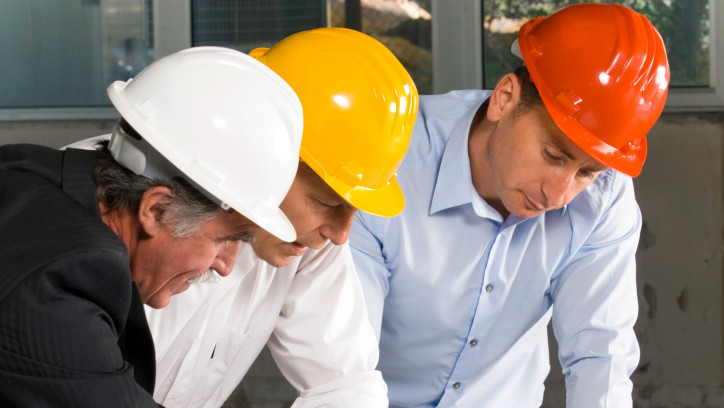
left=483, top=0, right=709, bottom=88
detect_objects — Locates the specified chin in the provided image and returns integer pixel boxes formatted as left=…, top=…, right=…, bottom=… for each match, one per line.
left=502, top=196, right=543, bottom=219
left=146, top=296, right=171, bottom=309
left=508, top=206, right=542, bottom=219
left=255, top=239, right=307, bottom=267
left=266, top=255, right=294, bottom=268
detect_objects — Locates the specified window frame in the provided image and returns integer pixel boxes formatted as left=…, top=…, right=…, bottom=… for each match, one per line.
left=663, top=0, right=724, bottom=112
left=0, top=0, right=192, bottom=122
left=434, top=0, right=724, bottom=113
left=0, top=0, right=720, bottom=121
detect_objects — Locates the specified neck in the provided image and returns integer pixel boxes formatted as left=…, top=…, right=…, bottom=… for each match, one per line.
left=467, top=103, right=509, bottom=219
left=99, top=201, right=140, bottom=259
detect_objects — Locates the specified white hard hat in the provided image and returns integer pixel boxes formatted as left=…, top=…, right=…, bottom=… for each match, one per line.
left=107, top=46, right=302, bottom=242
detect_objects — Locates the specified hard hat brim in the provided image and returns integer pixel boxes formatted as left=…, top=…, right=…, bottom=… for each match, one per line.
left=106, top=47, right=303, bottom=244
left=328, top=176, right=406, bottom=218
left=233, top=201, right=297, bottom=243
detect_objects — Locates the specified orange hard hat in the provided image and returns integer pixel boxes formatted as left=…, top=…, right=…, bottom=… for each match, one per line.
left=250, top=28, right=418, bottom=216
left=516, top=3, right=669, bottom=177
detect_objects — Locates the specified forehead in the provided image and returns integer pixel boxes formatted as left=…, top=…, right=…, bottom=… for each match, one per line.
left=525, top=106, right=607, bottom=169
left=295, top=163, right=353, bottom=205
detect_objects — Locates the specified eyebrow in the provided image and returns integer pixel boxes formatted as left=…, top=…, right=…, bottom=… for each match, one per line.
left=550, top=138, right=576, bottom=161
left=550, top=138, right=608, bottom=173
left=313, top=180, right=356, bottom=210
left=218, top=231, right=251, bottom=242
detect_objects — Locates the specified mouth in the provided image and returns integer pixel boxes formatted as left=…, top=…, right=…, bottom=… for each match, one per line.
left=288, top=241, right=309, bottom=256
left=186, top=269, right=217, bottom=284
left=523, top=194, right=546, bottom=212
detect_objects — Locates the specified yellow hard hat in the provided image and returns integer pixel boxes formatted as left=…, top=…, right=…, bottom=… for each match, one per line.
left=250, top=27, right=418, bottom=217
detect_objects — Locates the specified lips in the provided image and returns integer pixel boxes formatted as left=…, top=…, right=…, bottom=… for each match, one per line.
left=524, top=194, right=546, bottom=212
left=289, top=242, right=308, bottom=256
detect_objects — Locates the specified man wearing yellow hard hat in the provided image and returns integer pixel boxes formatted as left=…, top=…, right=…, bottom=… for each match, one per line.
left=350, top=3, right=669, bottom=407
left=145, top=28, right=417, bottom=407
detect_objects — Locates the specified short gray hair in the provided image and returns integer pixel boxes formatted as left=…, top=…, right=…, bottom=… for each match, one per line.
left=93, top=139, right=221, bottom=238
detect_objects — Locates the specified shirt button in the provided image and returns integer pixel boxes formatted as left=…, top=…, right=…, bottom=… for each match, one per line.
left=469, top=339, right=478, bottom=347
left=453, top=382, right=461, bottom=389
left=485, top=284, right=494, bottom=292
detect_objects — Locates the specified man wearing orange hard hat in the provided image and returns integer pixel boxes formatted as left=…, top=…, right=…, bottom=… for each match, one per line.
left=145, top=28, right=417, bottom=407
left=350, top=3, right=669, bottom=407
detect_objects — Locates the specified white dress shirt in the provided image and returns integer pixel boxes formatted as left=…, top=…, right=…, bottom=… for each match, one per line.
left=145, top=241, right=387, bottom=407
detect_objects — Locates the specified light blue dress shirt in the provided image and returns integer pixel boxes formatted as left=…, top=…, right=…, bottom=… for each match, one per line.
left=350, top=90, right=641, bottom=408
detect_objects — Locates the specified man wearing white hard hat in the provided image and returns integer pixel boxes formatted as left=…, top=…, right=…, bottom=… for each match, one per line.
left=0, top=47, right=302, bottom=406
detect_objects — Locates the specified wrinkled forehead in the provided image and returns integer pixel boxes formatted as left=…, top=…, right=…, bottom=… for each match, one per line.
left=524, top=105, right=608, bottom=171
left=296, top=161, right=356, bottom=208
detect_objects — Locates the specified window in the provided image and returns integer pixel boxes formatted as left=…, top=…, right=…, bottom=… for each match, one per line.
left=0, top=0, right=720, bottom=120
left=0, top=0, right=153, bottom=119
left=478, top=0, right=722, bottom=111
left=190, top=0, right=433, bottom=93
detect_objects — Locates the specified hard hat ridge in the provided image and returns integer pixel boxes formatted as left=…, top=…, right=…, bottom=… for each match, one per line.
left=251, top=27, right=419, bottom=217
left=107, top=46, right=303, bottom=241
left=516, top=3, right=669, bottom=177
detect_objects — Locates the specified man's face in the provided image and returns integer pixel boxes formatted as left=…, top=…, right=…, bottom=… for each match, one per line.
left=133, top=209, right=257, bottom=308
left=252, top=163, right=357, bottom=268
left=483, top=104, right=608, bottom=219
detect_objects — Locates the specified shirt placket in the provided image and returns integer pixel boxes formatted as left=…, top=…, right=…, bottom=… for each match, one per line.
left=438, top=224, right=515, bottom=406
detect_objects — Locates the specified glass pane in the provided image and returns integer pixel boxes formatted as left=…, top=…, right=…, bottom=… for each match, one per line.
left=0, top=0, right=153, bottom=109
left=329, top=0, right=432, bottom=94
left=191, top=0, right=432, bottom=94
left=482, top=0, right=709, bottom=89
left=192, top=0, right=327, bottom=51
left=105, top=0, right=155, bottom=84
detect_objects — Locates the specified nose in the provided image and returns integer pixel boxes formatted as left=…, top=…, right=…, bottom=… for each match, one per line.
left=541, top=169, right=577, bottom=209
left=211, top=241, right=242, bottom=277
left=319, top=208, right=357, bottom=245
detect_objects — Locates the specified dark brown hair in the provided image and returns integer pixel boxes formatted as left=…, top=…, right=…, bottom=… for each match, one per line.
left=512, top=65, right=544, bottom=117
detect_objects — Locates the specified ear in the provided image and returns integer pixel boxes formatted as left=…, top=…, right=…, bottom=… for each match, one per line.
left=487, top=73, right=521, bottom=122
left=137, top=186, right=174, bottom=237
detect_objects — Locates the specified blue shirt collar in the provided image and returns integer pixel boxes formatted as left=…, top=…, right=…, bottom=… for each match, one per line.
left=428, top=98, right=543, bottom=226
left=430, top=98, right=509, bottom=223
left=430, top=100, right=482, bottom=215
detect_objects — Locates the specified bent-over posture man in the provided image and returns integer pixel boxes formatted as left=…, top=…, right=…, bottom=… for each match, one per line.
left=350, top=3, right=670, bottom=407
left=145, top=28, right=418, bottom=408
left=0, top=47, right=302, bottom=407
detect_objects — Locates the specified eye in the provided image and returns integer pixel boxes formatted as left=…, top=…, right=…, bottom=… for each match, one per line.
left=215, top=230, right=254, bottom=243
left=576, top=168, right=598, bottom=180
left=543, top=149, right=564, bottom=164
left=311, top=197, right=336, bottom=212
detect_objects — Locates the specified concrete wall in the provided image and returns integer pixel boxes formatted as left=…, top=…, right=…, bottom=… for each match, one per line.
left=544, top=112, right=724, bottom=408
left=2, top=110, right=723, bottom=408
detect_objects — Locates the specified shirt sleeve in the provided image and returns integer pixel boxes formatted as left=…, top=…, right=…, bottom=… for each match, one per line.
left=267, top=242, right=388, bottom=407
left=347, top=211, right=392, bottom=340
left=0, top=249, right=161, bottom=407
left=551, top=174, right=641, bottom=408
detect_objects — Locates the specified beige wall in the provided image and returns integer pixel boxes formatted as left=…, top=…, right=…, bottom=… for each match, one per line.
left=0, top=120, right=117, bottom=148
left=546, top=112, right=724, bottom=408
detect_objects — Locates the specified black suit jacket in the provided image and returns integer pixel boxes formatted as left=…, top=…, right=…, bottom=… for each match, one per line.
left=0, top=144, right=160, bottom=407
